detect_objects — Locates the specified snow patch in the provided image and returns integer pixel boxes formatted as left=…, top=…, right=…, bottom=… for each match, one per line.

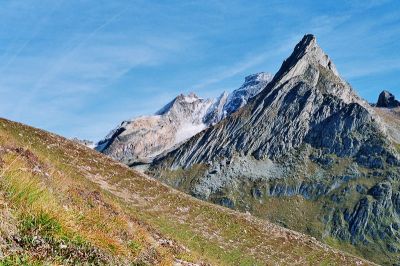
left=183, top=94, right=201, bottom=103
left=175, top=123, right=207, bottom=144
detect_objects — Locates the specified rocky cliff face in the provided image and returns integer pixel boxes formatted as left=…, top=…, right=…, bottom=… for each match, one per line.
left=150, top=34, right=400, bottom=265
left=96, top=73, right=271, bottom=165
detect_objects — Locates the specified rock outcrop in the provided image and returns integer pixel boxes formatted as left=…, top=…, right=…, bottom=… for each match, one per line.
left=150, top=34, right=400, bottom=265
left=377, top=90, right=400, bottom=108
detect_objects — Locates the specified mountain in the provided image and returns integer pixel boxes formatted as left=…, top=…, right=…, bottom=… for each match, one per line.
left=377, top=90, right=400, bottom=108
left=95, top=93, right=215, bottom=166
left=150, top=34, right=400, bottom=265
left=0, top=118, right=371, bottom=265
left=95, top=73, right=272, bottom=166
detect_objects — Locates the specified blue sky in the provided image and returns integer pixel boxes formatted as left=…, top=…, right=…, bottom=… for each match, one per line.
left=0, top=0, right=399, bottom=141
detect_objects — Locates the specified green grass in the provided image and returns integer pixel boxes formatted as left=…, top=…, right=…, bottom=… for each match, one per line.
left=20, top=211, right=62, bottom=236
left=0, top=254, right=41, bottom=266
left=0, top=117, right=373, bottom=265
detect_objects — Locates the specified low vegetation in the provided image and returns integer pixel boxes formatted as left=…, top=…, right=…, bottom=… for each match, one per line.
left=0, top=118, right=372, bottom=265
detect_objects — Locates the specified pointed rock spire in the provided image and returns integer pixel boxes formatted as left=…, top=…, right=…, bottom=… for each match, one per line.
left=262, top=34, right=372, bottom=109
left=273, top=34, right=339, bottom=86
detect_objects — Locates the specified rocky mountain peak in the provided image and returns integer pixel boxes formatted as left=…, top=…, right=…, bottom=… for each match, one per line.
left=156, top=92, right=210, bottom=116
left=294, top=34, right=338, bottom=74
left=223, top=72, right=272, bottom=115
left=270, top=34, right=367, bottom=108
left=377, top=90, right=400, bottom=108
left=275, top=34, right=337, bottom=84
left=176, top=92, right=201, bottom=102
left=154, top=33, right=396, bottom=170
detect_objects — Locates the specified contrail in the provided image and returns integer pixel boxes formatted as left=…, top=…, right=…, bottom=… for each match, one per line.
left=12, top=7, right=127, bottom=117
left=0, top=0, right=64, bottom=74
left=32, top=8, right=126, bottom=90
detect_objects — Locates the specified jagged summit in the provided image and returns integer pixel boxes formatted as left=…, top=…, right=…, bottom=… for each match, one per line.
left=175, top=92, right=202, bottom=103
left=156, top=92, right=206, bottom=115
left=243, top=72, right=273, bottom=84
left=263, top=34, right=368, bottom=111
left=223, top=72, right=272, bottom=115
left=274, top=34, right=339, bottom=85
left=293, top=34, right=337, bottom=74
left=155, top=34, right=383, bottom=167
left=377, top=90, right=400, bottom=108
left=154, top=34, right=389, bottom=170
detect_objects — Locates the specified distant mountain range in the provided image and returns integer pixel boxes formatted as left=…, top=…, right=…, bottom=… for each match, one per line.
left=95, top=72, right=272, bottom=166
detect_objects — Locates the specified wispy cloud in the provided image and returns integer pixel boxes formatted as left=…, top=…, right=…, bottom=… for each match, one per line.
left=10, top=32, right=190, bottom=118
left=191, top=36, right=298, bottom=91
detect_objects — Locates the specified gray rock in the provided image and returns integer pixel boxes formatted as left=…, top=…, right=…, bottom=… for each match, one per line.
left=377, top=90, right=400, bottom=108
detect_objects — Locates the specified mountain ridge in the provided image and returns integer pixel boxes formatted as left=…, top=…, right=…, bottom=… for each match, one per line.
left=153, top=34, right=397, bottom=168
left=150, top=34, right=400, bottom=265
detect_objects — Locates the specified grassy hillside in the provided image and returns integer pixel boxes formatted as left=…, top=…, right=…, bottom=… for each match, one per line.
left=0, top=118, right=372, bottom=265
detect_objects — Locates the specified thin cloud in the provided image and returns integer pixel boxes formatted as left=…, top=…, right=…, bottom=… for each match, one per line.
left=0, top=0, right=64, bottom=74
left=192, top=38, right=296, bottom=91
